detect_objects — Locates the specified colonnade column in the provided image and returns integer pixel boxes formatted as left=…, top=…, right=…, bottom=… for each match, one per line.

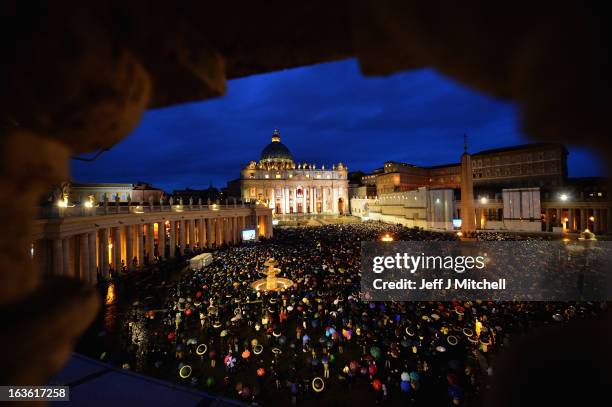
left=217, top=218, right=223, bottom=246
left=136, top=224, right=144, bottom=267
left=169, top=220, right=176, bottom=258
left=179, top=220, right=185, bottom=255
left=100, top=229, right=108, bottom=277
left=62, top=237, right=71, bottom=277
left=113, top=227, right=121, bottom=271
left=545, top=208, right=551, bottom=231
left=231, top=217, right=237, bottom=243
left=198, top=218, right=205, bottom=249
left=53, top=238, right=63, bottom=276
left=88, top=232, right=97, bottom=283
left=593, top=209, right=600, bottom=233
left=158, top=221, right=165, bottom=260
left=125, top=225, right=134, bottom=271
left=146, top=223, right=155, bottom=261
left=205, top=218, right=212, bottom=248
left=581, top=209, right=587, bottom=231
left=79, top=234, right=89, bottom=282
left=188, top=219, right=195, bottom=249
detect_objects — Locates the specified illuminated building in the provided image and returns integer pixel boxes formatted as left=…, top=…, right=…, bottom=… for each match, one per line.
left=352, top=143, right=611, bottom=233
left=239, top=129, right=349, bottom=215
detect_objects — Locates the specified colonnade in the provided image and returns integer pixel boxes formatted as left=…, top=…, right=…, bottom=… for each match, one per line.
left=543, top=206, right=610, bottom=233
left=32, top=208, right=273, bottom=285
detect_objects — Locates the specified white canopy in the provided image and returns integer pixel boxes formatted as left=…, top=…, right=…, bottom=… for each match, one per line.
left=189, top=253, right=213, bottom=270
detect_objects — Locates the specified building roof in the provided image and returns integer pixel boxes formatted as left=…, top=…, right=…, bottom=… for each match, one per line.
left=472, top=143, right=566, bottom=156
left=260, top=129, right=293, bottom=163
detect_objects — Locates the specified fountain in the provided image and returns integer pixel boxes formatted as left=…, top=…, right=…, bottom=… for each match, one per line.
left=578, top=228, right=597, bottom=241
left=251, top=258, right=295, bottom=292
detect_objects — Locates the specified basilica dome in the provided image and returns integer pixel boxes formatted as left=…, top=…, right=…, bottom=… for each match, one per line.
left=260, top=129, right=293, bottom=163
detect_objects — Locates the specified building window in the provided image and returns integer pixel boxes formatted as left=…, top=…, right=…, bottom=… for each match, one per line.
left=275, top=173, right=281, bottom=179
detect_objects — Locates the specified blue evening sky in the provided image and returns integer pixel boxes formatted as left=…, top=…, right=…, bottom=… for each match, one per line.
left=72, top=59, right=603, bottom=192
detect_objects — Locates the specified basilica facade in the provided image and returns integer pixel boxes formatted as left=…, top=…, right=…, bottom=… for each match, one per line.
left=240, top=129, right=349, bottom=215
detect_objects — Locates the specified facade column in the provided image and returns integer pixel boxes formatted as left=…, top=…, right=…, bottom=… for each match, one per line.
left=169, top=220, right=176, bottom=258
left=545, top=208, right=551, bottom=231
left=593, top=209, right=600, bottom=233
left=188, top=219, right=195, bottom=249
left=310, top=187, right=314, bottom=213
left=179, top=220, right=186, bottom=255
left=113, top=227, right=121, bottom=271
left=333, top=187, right=338, bottom=214
left=53, top=238, right=63, bottom=276
left=285, top=188, right=289, bottom=214
left=158, top=221, right=165, bottom=260
left=554, top=208, right=560, bottom=227
left=100, top=229, right=109, bottom=277
left=88, top=232, right=97, bottom=284
left=581, top=208, right=588, bottom=231
left=125, top=225, right=134, bottom=271
left=198, top=218, right=205, bottom=249
left=322, top=188, right=328, bottom=213
left=291, top=189, right=296, bottom=213
left=136, top=224, right=144, bottom=267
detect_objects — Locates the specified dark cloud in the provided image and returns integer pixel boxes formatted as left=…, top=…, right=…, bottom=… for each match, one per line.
left=71, top=59, right=603, bottom=192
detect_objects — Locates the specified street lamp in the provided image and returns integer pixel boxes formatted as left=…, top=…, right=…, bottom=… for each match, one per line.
left=559, top=193, right=569, bottom=201
left=480, top=197, right=488, bottom=204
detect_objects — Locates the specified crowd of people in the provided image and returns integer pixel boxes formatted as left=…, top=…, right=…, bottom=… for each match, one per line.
left=86, top=222, right=606, bottom=406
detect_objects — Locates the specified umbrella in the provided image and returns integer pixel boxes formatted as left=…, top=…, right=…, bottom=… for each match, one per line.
left=349, top=361, right=359, bottom=373
left=401, top=372, right=410, bottom=381
left=400, top=380, right=411, bottom=393
left=196, top=344, right=208, bottom=355
left=240, top=385, right=251, bottom=398
left=257, top=368, right=266, bottom=377
left=312, top=377, right=325, bottom=393
left=372, top=379, right=382, bottom=391
left=220, top=330, right=228, bottom=337
left=448, top=384, right=464, bottom=400
left=179, top=365, right=192, bottom=379
left=370, top=346, right=382, bottom=359
left=368, top=364, right=378, bottom=376
left=409, top=371, right=420, bottom=382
